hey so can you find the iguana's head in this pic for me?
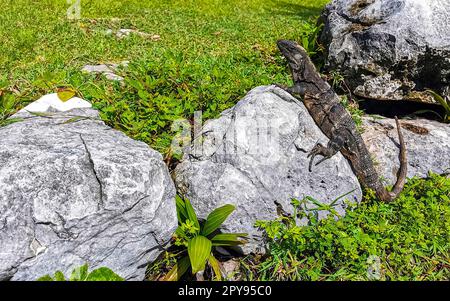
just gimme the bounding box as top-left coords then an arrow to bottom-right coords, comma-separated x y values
277,40 -> 308,74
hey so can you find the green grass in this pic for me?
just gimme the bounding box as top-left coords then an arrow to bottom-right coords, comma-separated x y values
246,173 -> 450,281
0,0 -> 328,155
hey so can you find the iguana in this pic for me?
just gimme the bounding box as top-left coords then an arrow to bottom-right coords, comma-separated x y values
276,40 -> 407,202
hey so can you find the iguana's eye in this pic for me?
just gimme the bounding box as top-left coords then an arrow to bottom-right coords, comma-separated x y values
291,63 -> 300,71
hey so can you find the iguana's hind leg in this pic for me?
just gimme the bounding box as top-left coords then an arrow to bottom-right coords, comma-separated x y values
307,133 -> 345,172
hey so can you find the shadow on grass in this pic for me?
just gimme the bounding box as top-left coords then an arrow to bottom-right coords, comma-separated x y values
268,0 -> 326,19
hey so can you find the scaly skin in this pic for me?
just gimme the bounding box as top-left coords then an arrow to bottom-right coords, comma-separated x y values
277,40 -> 407,202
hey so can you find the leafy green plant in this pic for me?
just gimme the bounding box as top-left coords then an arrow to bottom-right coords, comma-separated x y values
0,80 -> 18,127
298,18 -> 324,58
329,70 -> 345,90
249,173 -> 450,281
426,89 -> 450,123
163,196 -> 248,281
340,95 -> 364,131
37,264 -> 124,281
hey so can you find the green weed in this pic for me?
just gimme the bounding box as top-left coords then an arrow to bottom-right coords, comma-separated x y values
37,263 -> 123,281
246,173 -> 450,281
150,196 -> 247,281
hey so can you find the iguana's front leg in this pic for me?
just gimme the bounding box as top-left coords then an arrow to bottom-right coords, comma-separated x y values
307,131 -> 346,172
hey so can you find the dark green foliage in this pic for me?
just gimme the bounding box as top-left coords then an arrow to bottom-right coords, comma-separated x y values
248,174 -> 450,280
152,196 -> 247,281
298,18 -> 325,68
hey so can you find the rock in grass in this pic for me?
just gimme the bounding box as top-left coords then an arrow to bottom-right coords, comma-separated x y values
81,61 -> 129,81
320,0 -> 450,103
0,94 -> 177,281
174,86 -> 362,254
115,29 -> 160,41
362,116 -> 450,184
17,93 -> 92,113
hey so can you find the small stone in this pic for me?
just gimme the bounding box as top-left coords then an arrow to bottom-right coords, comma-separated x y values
222,259 -> 240,281
150,34 -> 161,41
104,72 -> 124,81
82,64 -> 112,74
81,62 -> 128,81
115,28 -> 160,41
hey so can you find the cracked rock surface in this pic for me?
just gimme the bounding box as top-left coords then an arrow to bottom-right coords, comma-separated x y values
174,86 -> 362,253
320,0 -> 450,103
0,107 -> 176,281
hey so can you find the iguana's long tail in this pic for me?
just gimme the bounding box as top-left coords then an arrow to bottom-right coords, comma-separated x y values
383,116 -> 407,201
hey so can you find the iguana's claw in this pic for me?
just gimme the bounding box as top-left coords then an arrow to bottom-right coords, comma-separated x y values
307,142 -> 335,171
307,143 -> 324,172
314,156 -> 331,167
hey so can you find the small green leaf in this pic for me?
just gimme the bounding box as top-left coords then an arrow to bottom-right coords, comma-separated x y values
37,275 -> 54,281
176,195 -> 189,224
426,89 -> 450,121
188,236 -> 212,274
211,233 -> 248,246
54,271 -> 66,281
70,263 -> 89,281
208,254 -> 222,281
184,198 -> 200,231
201,204 -> 235,236
85,267 -> 124,281
426,90 -> 448,108
163,256 -> 191,281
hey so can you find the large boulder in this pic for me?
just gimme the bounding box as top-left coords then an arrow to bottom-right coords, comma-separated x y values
362,116 -> 450,184
174,86 -> 362,253
0,94 -> 177,281
320,0 -> 450,103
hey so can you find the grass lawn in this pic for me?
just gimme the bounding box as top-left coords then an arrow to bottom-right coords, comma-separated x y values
0,0 -> 329,154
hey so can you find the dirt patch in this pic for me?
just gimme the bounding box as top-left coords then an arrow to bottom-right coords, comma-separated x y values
401,123 -> 430,135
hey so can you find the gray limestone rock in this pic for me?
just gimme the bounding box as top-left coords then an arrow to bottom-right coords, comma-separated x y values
320,0 -> 450,103
362,116 -> 450,184
0,99 -> 176,281
174,86 -> 363,253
